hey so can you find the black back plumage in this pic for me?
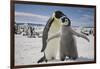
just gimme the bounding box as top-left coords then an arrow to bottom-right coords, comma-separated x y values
41,17 -> 54,52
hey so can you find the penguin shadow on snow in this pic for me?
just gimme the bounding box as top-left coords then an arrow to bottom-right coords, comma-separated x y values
75,57 -> 93,61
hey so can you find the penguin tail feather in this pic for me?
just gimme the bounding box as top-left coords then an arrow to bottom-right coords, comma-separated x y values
37,56 -> 45,63
37,53 -> 47,63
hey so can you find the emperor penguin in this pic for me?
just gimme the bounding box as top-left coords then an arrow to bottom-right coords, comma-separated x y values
47,13 -> 90,61
37,11 -> 65,63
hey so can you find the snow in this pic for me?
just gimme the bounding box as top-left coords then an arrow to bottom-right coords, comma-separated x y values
15,33 -> 94,66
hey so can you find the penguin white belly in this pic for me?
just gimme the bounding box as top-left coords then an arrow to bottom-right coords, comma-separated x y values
45,19 -> 61,60
45,38 -> 60,60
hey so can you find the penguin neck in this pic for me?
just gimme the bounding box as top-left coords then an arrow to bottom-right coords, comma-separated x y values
53,18 -> 61,29
61,25 -> 70,30
62,25 -> 70,27
49,18 -> 61,34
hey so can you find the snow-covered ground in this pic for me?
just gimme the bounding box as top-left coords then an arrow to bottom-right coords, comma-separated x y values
15,32 -> 94,66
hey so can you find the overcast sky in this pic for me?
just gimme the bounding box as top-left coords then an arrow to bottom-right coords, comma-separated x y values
15,3 -> 95,27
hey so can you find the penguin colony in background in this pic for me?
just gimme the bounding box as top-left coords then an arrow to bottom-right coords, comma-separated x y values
37,11 -> 89,63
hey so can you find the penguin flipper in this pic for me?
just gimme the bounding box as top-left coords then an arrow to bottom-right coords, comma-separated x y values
41,17 -> 54,52
71,28 -> 90,42
47,32 -> 60,42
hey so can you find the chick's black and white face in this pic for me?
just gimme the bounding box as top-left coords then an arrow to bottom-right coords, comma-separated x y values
60,16 -> 70,26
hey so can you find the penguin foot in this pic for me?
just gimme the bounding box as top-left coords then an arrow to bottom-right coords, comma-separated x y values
60,58 -> 65,61
51,57 -> 55,60
45,59 -> 48,63
69,56 -> 78,60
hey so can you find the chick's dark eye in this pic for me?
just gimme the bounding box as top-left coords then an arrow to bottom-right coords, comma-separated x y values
62,17 -> 68,23
65,19 -> 68,22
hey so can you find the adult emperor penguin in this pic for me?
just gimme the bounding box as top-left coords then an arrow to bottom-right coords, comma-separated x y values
37,11 -> 65,63
46,13 -> 90,61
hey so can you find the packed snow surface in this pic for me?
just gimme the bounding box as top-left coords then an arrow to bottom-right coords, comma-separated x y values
15,33 -> 94,65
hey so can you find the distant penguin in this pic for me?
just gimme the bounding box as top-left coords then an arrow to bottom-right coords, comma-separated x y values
27,26 -> 33,38
47,13 -> 90,61
37,11 -> 65,63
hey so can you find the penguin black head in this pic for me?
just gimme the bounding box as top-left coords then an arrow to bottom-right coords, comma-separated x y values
54,10 -> 71,26
54,11 -> 65,19
60,16 -> 71,26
